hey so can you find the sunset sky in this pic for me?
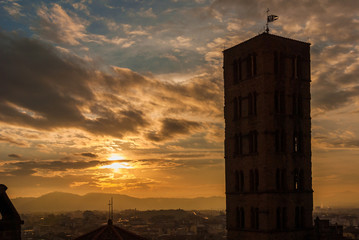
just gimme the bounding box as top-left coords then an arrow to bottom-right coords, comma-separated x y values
1,0 -> 359,207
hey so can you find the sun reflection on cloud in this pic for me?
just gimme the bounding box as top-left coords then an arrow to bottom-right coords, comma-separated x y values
99,162 -> 133,172
107,153 -> 125,161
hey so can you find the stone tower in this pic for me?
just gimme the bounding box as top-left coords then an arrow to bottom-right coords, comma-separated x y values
223,33 -> 313,240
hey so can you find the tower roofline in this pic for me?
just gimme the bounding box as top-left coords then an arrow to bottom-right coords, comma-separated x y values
223,32 -> 310,53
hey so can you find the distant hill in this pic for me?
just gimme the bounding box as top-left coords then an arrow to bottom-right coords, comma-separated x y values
12,192 -> 225,212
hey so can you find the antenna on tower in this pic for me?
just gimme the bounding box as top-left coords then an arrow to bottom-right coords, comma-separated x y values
108,197 -> 114,224
265,8 -> 279,33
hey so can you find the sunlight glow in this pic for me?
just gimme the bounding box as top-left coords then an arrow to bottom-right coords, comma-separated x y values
100,162 -> 133,170
107,154 -> 125,161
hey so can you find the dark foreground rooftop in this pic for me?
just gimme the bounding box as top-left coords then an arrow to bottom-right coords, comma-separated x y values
74,219 -> 147,240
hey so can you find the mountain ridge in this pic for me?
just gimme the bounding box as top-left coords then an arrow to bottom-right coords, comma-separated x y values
12,192 -> 225,212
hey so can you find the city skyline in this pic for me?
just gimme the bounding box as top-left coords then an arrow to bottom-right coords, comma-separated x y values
1,0 -> 359,208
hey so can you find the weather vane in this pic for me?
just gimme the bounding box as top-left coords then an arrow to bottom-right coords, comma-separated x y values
265,8 -> 279,33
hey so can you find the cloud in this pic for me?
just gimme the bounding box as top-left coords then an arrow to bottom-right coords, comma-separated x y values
33,3 -> 87,45
81,153 -> 98,158
138,8 -> 157,18
8,154 -> 21,159
0,32 -> 149,138
2,0 -> 24,17
147,118 -> 201,142
32,3 -> 133,47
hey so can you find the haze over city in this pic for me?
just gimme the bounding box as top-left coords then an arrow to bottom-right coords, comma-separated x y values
1,0 -> 359,208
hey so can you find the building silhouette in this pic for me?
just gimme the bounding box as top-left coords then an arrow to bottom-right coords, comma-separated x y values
74,219 -> 147,240
0,184 -> 24,240
223,33 -> 313,240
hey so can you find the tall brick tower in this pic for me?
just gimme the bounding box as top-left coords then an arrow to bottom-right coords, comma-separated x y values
223,33 -> 313,240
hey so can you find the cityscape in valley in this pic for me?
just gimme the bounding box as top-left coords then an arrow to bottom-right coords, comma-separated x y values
2,0 -> 359,240
16,208 -> 359,240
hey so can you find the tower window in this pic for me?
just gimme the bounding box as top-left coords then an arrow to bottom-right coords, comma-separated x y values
254,169 -> 259,192
240,171 -> 244,192
293,93 -> 303,117
236,207 -> 241,228
294,169 -> 304,191
250,170 -> 254,192
253,92 -> 257,115
233,133 -> 242,156
276,168 -> 287,191
246,53 -> 257,78
299,169 -> 304,190
294,169 -> 299,191
237,207 -> 245,229
252,54 -> 257,76
275,130 -> 286,153
276,169 -> 280,190
235,170 -> 244,192
295,206 -> 305,228
238,97 -> 242,118
246,55 -> 252,78
249,169 -> 258,192
274,90 -> 285,113
233,97 -> 238,121
241,207 -> 245,228
274,51 -> 279,75
233,60 -> 238,84
276,207 -> 281,229
249,131 -> 258,153
293,131 -> 303,153
276,207 -> 287,229
235,170 -> 239,192
282,207 -> 287,229
238,58 -> 242,82
292,56 -> 302,79
248,93 -> 253,115
251,207 -> 259,229
248,92 -> 257,116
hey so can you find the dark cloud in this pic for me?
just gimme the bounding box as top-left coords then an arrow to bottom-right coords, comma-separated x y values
8,154 -> 21,159
0,31 -> 148,138
147,118 -> 201,142
81,153 -> 98,158
0,160 -> 105,177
